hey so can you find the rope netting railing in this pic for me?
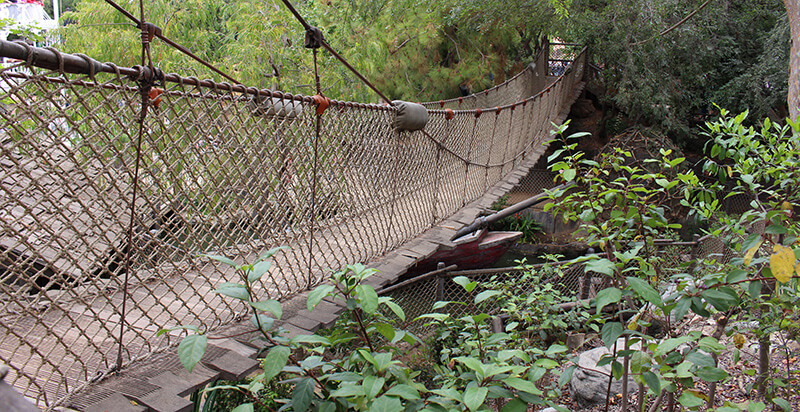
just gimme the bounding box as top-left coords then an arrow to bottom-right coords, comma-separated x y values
422,45 -> 551,111
0,38 -> 587,406
380,235 -> 734,337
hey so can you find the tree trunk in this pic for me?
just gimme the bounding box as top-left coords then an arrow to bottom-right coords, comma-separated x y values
787,0 -> 800,120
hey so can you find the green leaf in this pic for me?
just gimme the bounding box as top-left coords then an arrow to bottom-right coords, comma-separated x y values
250,299 -> 282,319
383,300 -> 406,321
654,335 -> 695,357
674,297 -> 691,321
772,398 -> 791,412
463,387 -> 488,411
500,398 -> 528,412
502,377 -> 543,396
611,361 -> 623,379
545,344 -> 568,356
215,283 -> 250,301
696,366 -> 728,382
686,351 -> 716,368
319,401 -> 337,412
698,337 -> 726,354
247,260 -> 271,283
726,269 -> 748,284
292,378 -> 315,412
764,224 -> 788,235
558,365 -> 577,387
595,287 -> 622,313
562,168 -> 577,182
534,358 -> 559,369
251,314 -> 274,332
231,403 -> 254,412
702,289 -> 738,311
601,322 -> 623,348
355,284 -> 379,314
362,376 -> 385,399
256,246 -> 288,262
642,371 -> 660,394
307,284 -> 335,311
370,395 -> 404,412
453,276 -> 478,292
178,334 -> 207,372
626,276 -> 661,306
586,259 -> 616,276
678,391 -> 705,408
374,322 -> 396,341
457,357 -> 485,378
385,384 -> 421,400
261,346 -> 290,382
203,254 -> 237,267
748,280 -> 762,297
475,290 -> 501,304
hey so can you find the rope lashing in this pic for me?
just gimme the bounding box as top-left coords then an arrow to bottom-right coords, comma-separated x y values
312,94 -> 331,115
304,27 -> 324,49
278,0 -> 392,103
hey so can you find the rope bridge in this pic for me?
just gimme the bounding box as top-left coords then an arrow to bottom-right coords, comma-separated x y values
0,22 -> 586,408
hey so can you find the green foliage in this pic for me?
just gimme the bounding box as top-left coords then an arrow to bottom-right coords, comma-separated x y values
166,244 -> 591,410
569,0 -> 789,146
57,0 -> 568,102
545,112 -> 800,409
493,212 -> 544,243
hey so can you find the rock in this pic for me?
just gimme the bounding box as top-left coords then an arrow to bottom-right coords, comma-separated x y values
570,339 -> 639,407
566,333 -> 585,350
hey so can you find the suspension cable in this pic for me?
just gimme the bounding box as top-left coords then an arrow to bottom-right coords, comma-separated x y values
103,0 -> 240,85
278,0 -> 392,103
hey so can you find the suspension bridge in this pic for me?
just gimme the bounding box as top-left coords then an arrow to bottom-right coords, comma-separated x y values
0,2 -> 589,408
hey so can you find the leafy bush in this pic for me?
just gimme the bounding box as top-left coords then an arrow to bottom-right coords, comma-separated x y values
544,116 -> 800,411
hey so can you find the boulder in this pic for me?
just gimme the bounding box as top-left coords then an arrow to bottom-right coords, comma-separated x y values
569,339 -> 639,407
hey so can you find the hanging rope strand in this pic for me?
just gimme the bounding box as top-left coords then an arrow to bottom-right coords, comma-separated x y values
116,0 -> 154,371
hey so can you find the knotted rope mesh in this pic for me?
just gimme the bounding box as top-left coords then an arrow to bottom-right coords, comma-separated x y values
0,41 -> 586,406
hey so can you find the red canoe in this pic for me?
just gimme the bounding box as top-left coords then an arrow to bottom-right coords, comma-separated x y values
411,229 -> 523,273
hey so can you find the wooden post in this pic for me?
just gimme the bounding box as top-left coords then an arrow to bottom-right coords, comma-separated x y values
435,262 -> 446,302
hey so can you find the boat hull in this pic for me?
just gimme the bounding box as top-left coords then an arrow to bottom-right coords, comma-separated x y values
410,230 -> 523,274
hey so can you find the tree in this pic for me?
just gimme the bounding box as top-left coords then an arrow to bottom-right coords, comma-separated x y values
568,0 -> 790,147
786,0 -> 799,119
57,0 -> 569,102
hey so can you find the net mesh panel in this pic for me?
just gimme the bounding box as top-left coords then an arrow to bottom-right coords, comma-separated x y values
0,46 -> 586,407
548,43 -> 583,76
377,237 -> 736,338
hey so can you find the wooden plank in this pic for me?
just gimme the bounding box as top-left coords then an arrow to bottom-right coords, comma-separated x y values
202,350 -> 259,381
81,392 -> 147,412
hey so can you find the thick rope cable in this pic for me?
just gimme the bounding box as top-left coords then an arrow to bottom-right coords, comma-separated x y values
630,0 -> 714,46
